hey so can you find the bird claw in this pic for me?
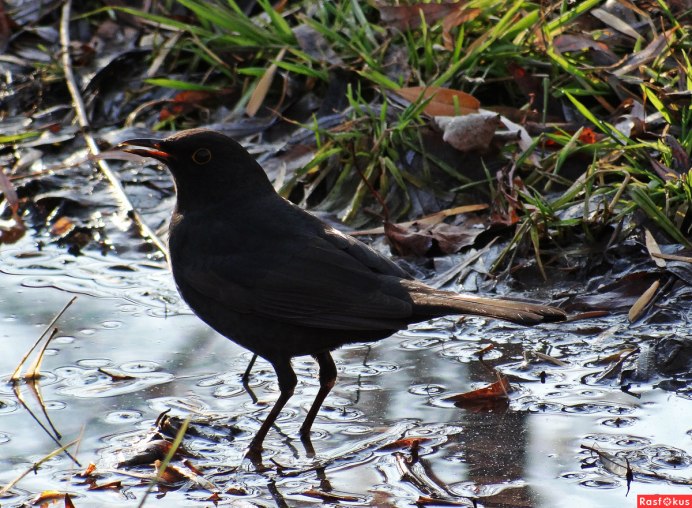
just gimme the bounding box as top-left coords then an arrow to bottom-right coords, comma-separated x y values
244,445 -> 264,466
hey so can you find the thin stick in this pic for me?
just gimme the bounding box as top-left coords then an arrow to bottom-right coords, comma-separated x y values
0,438 -> 80,496
59,0 -> 166,255
25,327 -> 58,380
11,297 -> 77,381
652,251 -> 692,263
12,383 -> 81,466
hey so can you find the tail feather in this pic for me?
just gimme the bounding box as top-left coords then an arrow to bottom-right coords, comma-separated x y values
403,281 -> 566,325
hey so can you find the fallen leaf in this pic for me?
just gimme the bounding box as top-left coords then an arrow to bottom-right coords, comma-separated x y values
246,47 -> 286,117
76,462 -> 97,478
415,496 -> 471,506
87,480 -> 122,491
353,204 -> 488,235
396,86 -> 480,117
442,7 -> 481,50
159,90 -> 215,121
379,437 -> 431,451
0,216 -> 26,245
652,252 -> 692,264
385,221 -> 432,257
532,351 -> 569,366
51,216 -> 76,237
302,489 -> 360,502
628,279 -> 659,322
117,439 -> 173,468
644,229 -> 666,268
154,460 -> 189,484
378,2 -> 463,31
444,374 -> 512,404
31,490 -> 67,505
384,216 -> 486,257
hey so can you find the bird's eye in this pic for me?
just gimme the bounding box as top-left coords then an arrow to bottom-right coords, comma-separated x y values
192,148 -> 212,165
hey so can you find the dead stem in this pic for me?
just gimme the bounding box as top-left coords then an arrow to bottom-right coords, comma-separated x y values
0,438 -> 81,496
59,0 -> 167,256
11,296 -> 76,382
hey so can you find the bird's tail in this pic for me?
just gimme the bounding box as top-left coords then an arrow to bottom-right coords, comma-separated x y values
403,280 -> 566,325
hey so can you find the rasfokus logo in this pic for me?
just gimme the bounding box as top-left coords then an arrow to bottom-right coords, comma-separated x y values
637,494 -> 692,506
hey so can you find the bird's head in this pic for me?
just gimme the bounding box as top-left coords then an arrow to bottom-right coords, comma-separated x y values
117,128 -> 273,211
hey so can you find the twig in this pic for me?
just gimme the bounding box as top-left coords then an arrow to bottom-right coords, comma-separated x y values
0,438 -> 81,496
11,296 -> 77,381
652,251 -> 692,263
59,0 -> 166,255
11,383 -> 82,466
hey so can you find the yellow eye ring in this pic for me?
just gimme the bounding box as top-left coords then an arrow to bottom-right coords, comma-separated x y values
192,148 -> 212,165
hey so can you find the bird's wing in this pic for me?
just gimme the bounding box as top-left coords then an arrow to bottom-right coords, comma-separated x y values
173,233 -> 414,331
320,226 -> 412,279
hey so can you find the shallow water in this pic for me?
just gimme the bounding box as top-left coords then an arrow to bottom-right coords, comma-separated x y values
0,236 -> 690,507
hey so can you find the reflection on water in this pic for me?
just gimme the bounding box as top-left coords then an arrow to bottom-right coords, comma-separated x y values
0,237 -> 690,507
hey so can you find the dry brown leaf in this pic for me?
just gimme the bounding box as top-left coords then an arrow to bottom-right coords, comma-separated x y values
117,439 -> 173,468
353,204 -> 487,235
628,279 -> 660,322
384,216 -> 486,257
564,310 -> 610,321
553,34 -> 618,59
76,462 -> 97,478
154,460 -> 188,484
443,375 -> 512,403
395,86 -> 480,116
159,90 -> 217,121
379,436 -> 430,451
87,480 -> 122,491
51,216 -> 75,237
652,252 -> 692,264
97,367 -> 136,381
246,47 -> 286,117
378,2 -> 463,31
384,221 -> 432,257
416,496 -> 471,506
532,351 -> 569,366
302,489 -> 360,502
32,490 -> 67,505
644,229 -> 666,268
0,216 -> 26,245
442,8 -> 481,50
593,348 -> 638,364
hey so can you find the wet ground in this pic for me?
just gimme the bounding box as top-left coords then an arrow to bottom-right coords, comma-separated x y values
1,232 -> 690,507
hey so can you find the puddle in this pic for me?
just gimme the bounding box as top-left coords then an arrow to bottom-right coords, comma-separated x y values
0,235 -> 690,507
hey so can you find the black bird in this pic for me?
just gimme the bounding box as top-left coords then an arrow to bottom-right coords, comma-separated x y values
118,129 -> 566,457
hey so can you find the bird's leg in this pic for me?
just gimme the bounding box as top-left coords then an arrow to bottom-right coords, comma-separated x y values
246,358 -> 297,460
241,354 -> 259,404
241,353 -> 258,384
300,351 -> 337,438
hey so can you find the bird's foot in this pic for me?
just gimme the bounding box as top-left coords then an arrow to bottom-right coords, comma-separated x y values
299,431 -> 316,458
244,444 -> 264,466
